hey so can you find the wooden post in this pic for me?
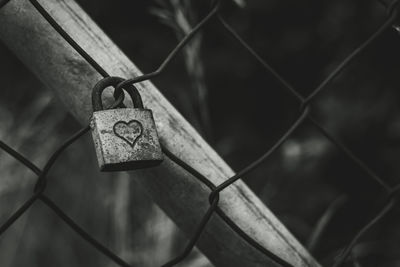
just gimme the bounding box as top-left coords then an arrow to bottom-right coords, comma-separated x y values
0,1 -> 320,266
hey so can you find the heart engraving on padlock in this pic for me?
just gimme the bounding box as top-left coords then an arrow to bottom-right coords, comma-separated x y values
113,120 -> 143,147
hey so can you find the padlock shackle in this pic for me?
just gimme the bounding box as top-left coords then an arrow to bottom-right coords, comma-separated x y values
92,76 -> 144,111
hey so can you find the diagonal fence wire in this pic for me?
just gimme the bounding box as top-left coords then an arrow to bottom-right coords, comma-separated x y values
0,0 -> 399,266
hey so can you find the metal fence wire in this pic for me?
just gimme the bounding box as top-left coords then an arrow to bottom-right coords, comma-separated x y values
0,0 -> 399,266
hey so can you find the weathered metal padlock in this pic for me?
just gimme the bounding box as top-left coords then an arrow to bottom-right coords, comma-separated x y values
90,77 -> 163,171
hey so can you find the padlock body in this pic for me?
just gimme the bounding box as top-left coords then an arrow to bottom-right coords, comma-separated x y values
90,108 -> 163,171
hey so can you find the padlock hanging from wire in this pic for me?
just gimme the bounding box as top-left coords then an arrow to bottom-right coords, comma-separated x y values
90,77 -> 163,171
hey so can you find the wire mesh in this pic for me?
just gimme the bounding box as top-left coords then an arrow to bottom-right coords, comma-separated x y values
0,0 -> 399,266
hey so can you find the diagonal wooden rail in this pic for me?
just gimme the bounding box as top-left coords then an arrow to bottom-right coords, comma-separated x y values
0,0 -> 320,266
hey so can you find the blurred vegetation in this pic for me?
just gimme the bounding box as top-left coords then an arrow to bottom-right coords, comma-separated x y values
1,0 -> 400,266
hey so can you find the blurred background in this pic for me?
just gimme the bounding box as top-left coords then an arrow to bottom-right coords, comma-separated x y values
1,0 -> 400,266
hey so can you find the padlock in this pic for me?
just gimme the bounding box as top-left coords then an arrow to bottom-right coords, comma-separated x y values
90,76 -> 163,171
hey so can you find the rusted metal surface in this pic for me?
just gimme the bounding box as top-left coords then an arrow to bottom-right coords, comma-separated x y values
91,108 -> 163,171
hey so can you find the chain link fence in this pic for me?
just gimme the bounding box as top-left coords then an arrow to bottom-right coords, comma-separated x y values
0,0 -> 399,266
